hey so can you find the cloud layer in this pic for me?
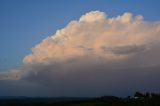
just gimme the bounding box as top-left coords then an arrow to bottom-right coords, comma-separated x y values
0,11 -> 160,97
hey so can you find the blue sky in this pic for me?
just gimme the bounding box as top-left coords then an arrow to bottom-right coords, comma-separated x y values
0,0 -> 160,71
0,0 -> 160,97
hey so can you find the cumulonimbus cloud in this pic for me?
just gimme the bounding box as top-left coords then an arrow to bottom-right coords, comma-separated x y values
23,11 -> 160,64
0,11 -> 160,96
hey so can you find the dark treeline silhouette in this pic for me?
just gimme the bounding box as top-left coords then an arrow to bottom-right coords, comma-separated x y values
0,92 -> 160,106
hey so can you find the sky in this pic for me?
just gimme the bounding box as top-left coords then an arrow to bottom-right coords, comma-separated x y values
0,0 -> 160,71
0,0 -> 160,97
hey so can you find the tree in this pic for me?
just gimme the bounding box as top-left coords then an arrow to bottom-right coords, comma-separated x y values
134,92 -> 144,98
145,92 -> 151,98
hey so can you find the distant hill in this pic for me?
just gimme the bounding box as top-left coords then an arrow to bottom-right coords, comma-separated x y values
0,92 -> 160,106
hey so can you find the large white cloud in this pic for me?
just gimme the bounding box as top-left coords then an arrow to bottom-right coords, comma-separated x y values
0,11 -> 160,97
23,11 -> 160,65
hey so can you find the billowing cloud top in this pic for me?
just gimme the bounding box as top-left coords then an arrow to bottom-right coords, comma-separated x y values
23,11 -> 160,64
0,11 -> 160,97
